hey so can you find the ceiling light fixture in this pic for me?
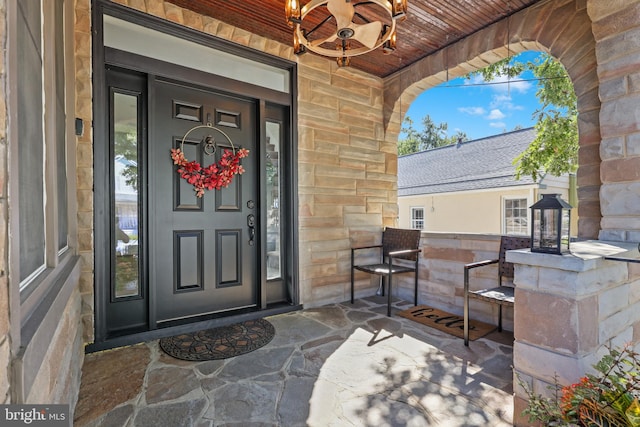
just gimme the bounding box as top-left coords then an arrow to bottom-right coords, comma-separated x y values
285,0 -> 408,67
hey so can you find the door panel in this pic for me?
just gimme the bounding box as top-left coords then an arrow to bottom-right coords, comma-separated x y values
150,78 -> 257,325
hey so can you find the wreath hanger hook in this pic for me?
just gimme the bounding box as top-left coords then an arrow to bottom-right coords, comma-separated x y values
179,116 -> 236,157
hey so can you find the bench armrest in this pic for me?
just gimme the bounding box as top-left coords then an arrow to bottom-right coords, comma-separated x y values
464,258 -> 499,294
388,248 -> 422,258
351,244 -> 383,252
464,259 -> 498,270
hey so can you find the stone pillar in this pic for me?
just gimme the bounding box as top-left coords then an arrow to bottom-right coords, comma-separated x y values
508,241 -> 640,426
588,0 -> 640,242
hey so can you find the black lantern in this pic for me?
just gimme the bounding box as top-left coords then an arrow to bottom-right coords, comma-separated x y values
530,194 -> 572,254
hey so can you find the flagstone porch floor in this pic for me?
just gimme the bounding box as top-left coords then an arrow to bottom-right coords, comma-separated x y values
74,297 -> 515,426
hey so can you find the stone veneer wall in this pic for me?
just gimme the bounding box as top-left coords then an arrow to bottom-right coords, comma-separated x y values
389,233 -> 514,330
589,0 -> 640,243
76,0 -> 94,343
23,288 -> 85,404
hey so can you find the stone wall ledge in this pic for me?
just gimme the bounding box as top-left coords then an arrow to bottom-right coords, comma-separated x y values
422,231 -> 502,242
507,240 -> 639,272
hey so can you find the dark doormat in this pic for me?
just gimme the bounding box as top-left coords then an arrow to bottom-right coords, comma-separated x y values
159,318 -> 275,361
398,305 -> 496,341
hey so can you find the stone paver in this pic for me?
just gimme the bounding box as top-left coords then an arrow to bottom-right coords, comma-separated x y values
75,298 -> 514,426
75,344 -> 150,426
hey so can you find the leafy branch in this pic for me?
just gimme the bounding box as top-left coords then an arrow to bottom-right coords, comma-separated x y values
467,53 -> 578,180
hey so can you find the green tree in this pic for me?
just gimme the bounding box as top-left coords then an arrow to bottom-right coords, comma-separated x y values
398,117 -> 422,156
114,130 -> 139,189
469,53 -> 578,180
398,115 -> 468,155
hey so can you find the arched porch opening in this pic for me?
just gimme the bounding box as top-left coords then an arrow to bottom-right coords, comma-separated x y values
383,0 -> 600,240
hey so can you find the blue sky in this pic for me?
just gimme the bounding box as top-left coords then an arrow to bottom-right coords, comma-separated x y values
404,51 -> 543,141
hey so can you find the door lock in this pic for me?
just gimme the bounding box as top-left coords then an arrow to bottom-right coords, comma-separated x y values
247,214 -> 255,246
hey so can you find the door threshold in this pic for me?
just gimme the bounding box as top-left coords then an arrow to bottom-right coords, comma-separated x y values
86,303 -> 302,353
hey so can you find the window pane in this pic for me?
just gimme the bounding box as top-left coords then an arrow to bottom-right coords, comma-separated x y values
18,2 -> 45,282
113,92 -> 140,298
266,121 -> 281,280
104,16 -> 290,93
505,198 -> 528,235
411,207 -> 424,230
55,0 -> 68,250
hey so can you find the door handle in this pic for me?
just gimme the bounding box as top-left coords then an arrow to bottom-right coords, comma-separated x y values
247,214 -> 255,246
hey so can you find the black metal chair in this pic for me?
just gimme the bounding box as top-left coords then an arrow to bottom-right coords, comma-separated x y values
463,235 -> 531,346
350,227 -> 422,316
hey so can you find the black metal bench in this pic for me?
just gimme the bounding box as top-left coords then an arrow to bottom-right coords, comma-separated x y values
350,227 -> 422,316
463,235 -> 531,346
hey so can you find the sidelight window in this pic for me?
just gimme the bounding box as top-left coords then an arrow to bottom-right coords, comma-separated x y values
112,92 -> 141,298
266,121 -> 282,281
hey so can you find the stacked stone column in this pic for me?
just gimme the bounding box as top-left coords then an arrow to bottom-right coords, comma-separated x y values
589,0 -> 640,242
509,241 -> 640,426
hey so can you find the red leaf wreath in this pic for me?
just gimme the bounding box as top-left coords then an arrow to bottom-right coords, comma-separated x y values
170,147 -> 249,197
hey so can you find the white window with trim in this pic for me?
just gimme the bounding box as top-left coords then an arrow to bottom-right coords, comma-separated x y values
9,0 -> 76,326
411,207 -> 425,230
503,198 -> 529,235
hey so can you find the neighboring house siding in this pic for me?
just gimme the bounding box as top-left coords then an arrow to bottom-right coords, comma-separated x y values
399,187 -> 537,234
397,129 -> 573,235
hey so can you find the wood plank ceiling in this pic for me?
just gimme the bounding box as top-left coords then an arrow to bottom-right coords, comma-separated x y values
168,0 -> 545,78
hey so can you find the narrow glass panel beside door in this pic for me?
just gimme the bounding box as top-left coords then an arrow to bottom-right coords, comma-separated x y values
113,92 -> 140,298
266,121 -> 281,281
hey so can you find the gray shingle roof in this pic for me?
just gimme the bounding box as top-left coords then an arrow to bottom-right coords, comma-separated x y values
398,128 -> 537,196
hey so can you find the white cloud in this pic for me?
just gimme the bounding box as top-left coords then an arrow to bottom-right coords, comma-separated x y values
489,73 -> 532,94
491,94 -> 511,106
491,94 -> 525,111
465,74 -> 485,86
489,122 -> 507,129
469,72 -> 532,94
487,109 -> 506,120
458,106 -> 486,115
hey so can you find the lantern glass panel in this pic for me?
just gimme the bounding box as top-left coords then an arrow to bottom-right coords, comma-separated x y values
561,209 -> 570,252
530,193 -> 572,254
532,209 -> 559,250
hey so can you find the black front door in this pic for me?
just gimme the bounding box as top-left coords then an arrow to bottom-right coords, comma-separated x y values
100,59 -> 293,344
149,78 -> 258,326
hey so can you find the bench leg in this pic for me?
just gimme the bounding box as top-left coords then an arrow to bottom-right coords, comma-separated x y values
387,273 -> 392,317
498,305 -> 503,332
463,267 -> 470,346
376,276 -> 384,296
414,266 -> 418,306
350,252 -> 354,304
